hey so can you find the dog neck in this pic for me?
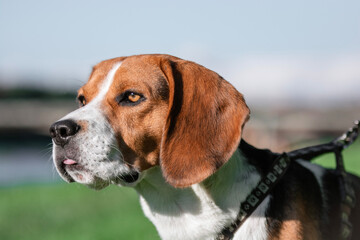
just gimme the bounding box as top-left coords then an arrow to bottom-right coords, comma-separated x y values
134,142 -> 271,240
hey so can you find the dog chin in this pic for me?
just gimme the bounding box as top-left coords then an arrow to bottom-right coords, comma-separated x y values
65,167 -> 142,190
65,170 -> 109,190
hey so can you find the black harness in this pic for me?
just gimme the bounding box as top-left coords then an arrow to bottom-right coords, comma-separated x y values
217,120 -> 360,240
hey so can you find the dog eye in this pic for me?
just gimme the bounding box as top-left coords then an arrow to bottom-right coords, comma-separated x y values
78,95 -> 86,107
116,91 -> 145,106
128,92 -> 141,102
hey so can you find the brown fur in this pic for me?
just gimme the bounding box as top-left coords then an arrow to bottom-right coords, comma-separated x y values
77,54 -> 249,187
268,196 -> 321,240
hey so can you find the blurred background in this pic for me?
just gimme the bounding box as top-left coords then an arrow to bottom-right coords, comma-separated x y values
0,0 -> 359,239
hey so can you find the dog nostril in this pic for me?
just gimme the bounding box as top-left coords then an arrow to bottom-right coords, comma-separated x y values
50,127 -> 56,138
59,127 -> 68,138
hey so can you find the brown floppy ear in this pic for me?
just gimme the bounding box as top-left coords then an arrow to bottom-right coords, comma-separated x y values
159,57 -> 250,188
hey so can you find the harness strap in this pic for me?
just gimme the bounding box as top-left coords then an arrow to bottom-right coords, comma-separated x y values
216,120 -> 359,240
217,153 -> 291,240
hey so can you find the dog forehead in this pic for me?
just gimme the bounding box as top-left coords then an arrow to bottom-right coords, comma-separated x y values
79,57 -> 125,100
79,55 -> 169,99
114,57 -> 166,87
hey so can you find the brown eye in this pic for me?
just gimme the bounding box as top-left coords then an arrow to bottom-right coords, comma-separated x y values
78,95 -> 86,107
128,93 -> 141,102
116,91 -> 145,106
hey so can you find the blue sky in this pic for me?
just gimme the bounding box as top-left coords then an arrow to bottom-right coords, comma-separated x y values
1,0 -> 360,104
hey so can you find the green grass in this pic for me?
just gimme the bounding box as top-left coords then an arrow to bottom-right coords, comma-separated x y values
0,184 -> 159,240
0,141 -> 358,240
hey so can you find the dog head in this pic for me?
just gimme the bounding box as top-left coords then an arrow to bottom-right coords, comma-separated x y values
50,54 -> 249,189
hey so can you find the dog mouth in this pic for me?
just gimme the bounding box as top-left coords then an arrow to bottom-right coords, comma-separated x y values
57,156 -> 140,187
53,157 -> 75,183
55,158 -> 83,183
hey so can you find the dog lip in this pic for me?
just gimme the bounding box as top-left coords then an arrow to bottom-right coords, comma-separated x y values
64,175 -> 75,183
56,163 -> 75,183
64,163 -> 86,174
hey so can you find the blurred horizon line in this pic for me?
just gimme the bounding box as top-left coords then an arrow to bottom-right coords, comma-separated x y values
1,53 -> 360,107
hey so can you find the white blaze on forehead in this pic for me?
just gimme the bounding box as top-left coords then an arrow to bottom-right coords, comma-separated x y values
59,61 -> 122,121
90,61 -> 123,106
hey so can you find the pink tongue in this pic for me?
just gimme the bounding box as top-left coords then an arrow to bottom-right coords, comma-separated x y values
63,159 -> 77,165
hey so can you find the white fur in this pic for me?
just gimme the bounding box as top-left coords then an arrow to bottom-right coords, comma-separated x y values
53,62 -> 136,189
234,196 -> 270,240
135,149 -> 269,240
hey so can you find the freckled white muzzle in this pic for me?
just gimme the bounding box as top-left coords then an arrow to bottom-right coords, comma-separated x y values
50,62 -> 140,189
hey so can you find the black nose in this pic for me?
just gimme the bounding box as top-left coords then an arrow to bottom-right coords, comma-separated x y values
49,119 -> 80,146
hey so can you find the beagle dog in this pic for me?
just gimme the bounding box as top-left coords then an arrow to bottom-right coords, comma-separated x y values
50,54 -> 360,240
